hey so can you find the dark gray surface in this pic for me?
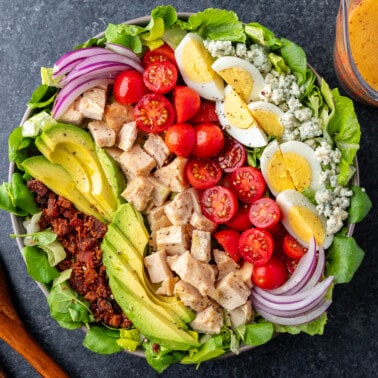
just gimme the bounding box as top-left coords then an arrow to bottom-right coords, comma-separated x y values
0,1 -> 377,377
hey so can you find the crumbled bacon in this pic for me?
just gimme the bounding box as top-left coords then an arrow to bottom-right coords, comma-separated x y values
27,179 -> 132,329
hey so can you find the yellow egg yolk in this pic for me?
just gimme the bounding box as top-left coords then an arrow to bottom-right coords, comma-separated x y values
282,152 -> 312,191
249,108 -> 284,137
218,67 -> 253,101
287,205 -> 326,245
267,150 -> 296,193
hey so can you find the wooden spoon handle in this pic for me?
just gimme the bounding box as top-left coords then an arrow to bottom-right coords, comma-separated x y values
0,314 -> 69,378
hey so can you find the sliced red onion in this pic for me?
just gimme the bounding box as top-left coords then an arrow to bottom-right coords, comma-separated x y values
254,299 -> 332,326
105,42 -> 142,63
300,246 -> 326,292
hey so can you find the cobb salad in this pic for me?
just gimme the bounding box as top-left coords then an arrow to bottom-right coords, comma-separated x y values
0,6 -> 372,373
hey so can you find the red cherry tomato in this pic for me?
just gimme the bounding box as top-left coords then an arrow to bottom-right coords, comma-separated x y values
143,61 -> 178,94
201,186 -> 238,224
113,70 -> 149,104
186,158 -> 222,190
282,234 -> 308,260
238,228 -> 274,266
192,123 -> 225,159
225,203 -> 252,231
142,44 -> 177,67
134,94 -> 175,133
214,229 -> 241,262
249,197 -> 281,229
252,255 -> 288,290
230,166 -> 266,204
190,100 -> 219,123
164,123 -> 196,157
285,255 -> 299,275
216,137 -> 247,173
173,86 -> 201,123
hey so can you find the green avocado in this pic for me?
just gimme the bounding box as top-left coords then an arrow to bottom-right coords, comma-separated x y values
22,155 -> 107,223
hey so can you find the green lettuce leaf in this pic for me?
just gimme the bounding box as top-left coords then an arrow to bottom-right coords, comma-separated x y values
83,326 -> 123,355
274,312 -> 328,336
348,185 -> 372,224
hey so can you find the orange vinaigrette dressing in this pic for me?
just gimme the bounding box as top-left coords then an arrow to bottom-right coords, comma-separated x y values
348,0 -> 378,91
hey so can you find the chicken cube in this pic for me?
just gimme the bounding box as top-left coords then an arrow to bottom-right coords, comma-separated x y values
156,225 -> 189,255
79,86 -> 107,120
213,249 -> 239,281
87,120 -> 116,147
104,102 -> 134,133
147,177 -> 171,208
235,261 -> 253,289
191,230 -> 211,262
118,144 -> 156,177
228,300 -> 253,328
117,121 -> 138,152
174,280 -> 211,312
189,303 -> 224,335
164,190 -> 193,226
146,205 -> 172,250
121,176 -> 154,212
144,250 -> 172,283
143,133 -> 170,167
153,157 -> 188,192
156,276 -> 178,296
104,147 -> 123,163
57,98 -> 84,125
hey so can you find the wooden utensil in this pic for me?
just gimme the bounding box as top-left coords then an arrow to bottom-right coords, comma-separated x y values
0,261 -> 68,378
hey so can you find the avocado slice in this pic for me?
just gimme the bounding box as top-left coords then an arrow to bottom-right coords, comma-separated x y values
22,155 -> 107,223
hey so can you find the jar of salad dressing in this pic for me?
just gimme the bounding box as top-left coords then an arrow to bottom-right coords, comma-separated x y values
334,0 -> 378,106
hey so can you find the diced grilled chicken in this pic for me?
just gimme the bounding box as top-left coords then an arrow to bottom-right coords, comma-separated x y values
143,133 -> 170,167
87,120 -> 116,147
228,300 -> 253,328
57,98 -> 84,125
147,177 -> 171,208
164,190 -> 193,226
156,276 -> 178,296
189,303 -> 224,335
216,271 -> 251,311
156,225 -> 189,255
170,251 -> 218,299
234,261 -> 253,289
104,102 -> 134,133
144,250 -> 172,283
121,176 -> 154,212
190,230 -> 211,262
117,121 -> 138,152
118,144 -> 156,177
78,86 -> 107,120
153,157 -> 188,192
146,205 -> 172,250
213,249 -> 239,281
174,280 -> 211,312
103,147 -> 123,162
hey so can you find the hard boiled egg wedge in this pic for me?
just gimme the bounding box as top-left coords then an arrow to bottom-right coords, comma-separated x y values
175,33 -> 224,101
276,189 -> 333,249
216,85 -> 268,147
211,56 -> 265,102
260,140 -> 323,196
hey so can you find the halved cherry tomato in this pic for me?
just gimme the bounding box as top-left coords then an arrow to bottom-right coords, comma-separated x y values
225,203 -> 252,231
282,234 -> 308,260
216,137 -> 247,172
285,255 -> 299,274
192,123 -> 225,159
173,86 -> 201,123
214,229 -> 241,262
230,166 -> 266,204
252,255 -> 287,290
186,159 -> 222,190
113,70 -> 149,104
164,123 -> 196,157
238,228 -> 274,266
249,197 -> 281,229
201,186 -> 238,224
142,44 -> 177,67
134,94 -> 175,133
190,100 -> 219,123
143,61 -> 178,94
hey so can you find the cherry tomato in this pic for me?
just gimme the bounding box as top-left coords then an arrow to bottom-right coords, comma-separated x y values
173,86 -> 201,123
282,234 -> 308,260
164,123 -> 196,157
186,159 -> 222,190
113,70 -> 149,104
216,137 -> 247,173
214,229 -> 241,262
192,123 -> 225,159
143,61 -> 178,94
142,44 -> 177,67
225,203 -> 252,231
285,255 -> 299,275
201,186 -> 238,224
252,255 -> 288,290
249,197 -> 281,229
190,100 -> 219,123
134,94 -> 175,133
238,228 -> 274,266
230,166 -> 266,204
